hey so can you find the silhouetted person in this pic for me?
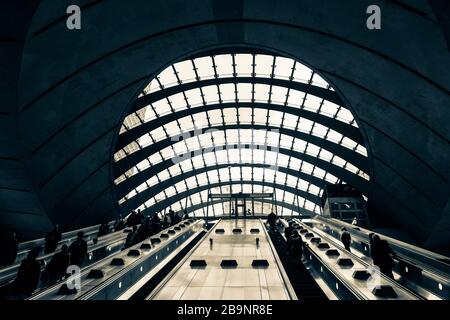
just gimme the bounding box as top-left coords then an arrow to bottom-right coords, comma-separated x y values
371,235 -> 396,279
231,209 -> 235,217
168,209 -> 175,226
0,231 -> 18,267
246,209 -> 251,217
127,211 -> 136,227
369,233 -> 376,260
135,209 -> 144,225
145,216 -> 153,234
44,224 -> 61,254
124,226 -> 138,249
15,248 -> 41,296
69,232 -> 88,267
341,227 -> 352,252
284,221 -> 294,246
114,216 -> 125,231
46,245 -> 69,284
98,222 -> 110,237
289,230 -> 305,260
173,212 -> 182,224
151,214 -> 162,234
162,216 -> 170,229
267,211 -> 277,230
137,220 -> 151,242
183,210 -> 189,220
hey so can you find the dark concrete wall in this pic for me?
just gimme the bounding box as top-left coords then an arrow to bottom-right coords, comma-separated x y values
0,1 -> 54,240
0,0 -> 448,251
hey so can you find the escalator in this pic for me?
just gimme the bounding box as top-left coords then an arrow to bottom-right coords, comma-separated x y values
129,230 -> 206,300
267,228 -> 328,301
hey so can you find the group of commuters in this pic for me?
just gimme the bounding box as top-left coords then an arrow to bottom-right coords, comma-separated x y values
1,208 -> 191,299
122,208 -> 187,250
340,227 -> 396,278
8,231 -> 88,298
266,215 -> 306,261
123,214 -> 161,249
284,222 -> 306,260
277,220 -> 396,279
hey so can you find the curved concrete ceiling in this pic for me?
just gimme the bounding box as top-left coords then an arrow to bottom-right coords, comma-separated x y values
0,0 -> 449,253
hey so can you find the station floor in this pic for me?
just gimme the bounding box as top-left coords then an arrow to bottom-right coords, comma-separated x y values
152,219 -> 291,300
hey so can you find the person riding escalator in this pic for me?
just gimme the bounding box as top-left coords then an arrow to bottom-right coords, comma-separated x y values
289,230 -> 305,261
370,235 -> 397,279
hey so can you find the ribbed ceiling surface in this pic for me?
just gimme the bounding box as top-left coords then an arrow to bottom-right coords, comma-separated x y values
114,53 -> 370,217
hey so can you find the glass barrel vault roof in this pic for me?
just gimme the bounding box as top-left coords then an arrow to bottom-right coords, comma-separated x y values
114,53 -> 370,217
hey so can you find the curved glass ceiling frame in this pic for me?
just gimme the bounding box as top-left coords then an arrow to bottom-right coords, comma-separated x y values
177,197 -> 309,218
121,161 -> 325,206
116,140 -> 371,213
117,89 -> 365,159
118,160 -> 353,216
141,54 -> 340,115
136,53 -> 356,131
115,126 -> 367,188
130,181 -> 320,217
114,139 -> 343,200
146,189 -> 315,218
116,107 -> 367,167
117,102 -> 363,157
114,53 -> 370,217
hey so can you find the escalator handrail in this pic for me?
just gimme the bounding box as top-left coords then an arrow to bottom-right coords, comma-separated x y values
293,218 -> 423,300
315,216 -> 450,281
261,219 -> 298,300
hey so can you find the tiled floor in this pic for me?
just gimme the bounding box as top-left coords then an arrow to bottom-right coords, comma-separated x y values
153,219 -> 291,300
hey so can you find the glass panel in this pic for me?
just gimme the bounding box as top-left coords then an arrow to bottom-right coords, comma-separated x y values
173,60 -> 196,83
203,85 -> 219,104
271,86 -> 288,104
274,57 -> 295,80
215,54 -> 233,78
235,54 -> 253,76
237,83 -> 253,102
219,83 -> 235,102
255,54 -> 273,77
311,73 -> 329,88
293,63 -> 313,83
158,66 -> 178,89
194,56 -> 214,80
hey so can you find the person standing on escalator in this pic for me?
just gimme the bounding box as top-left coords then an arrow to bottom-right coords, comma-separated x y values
289,230 -> 305,260
114,215 -> 125,231
151,214 -> 162,234
340,227 -> 352,252
168,209 -> 176,226
371,235 -> 396,279
0,231 -> 18,267
14,248 -> 41,297
284,221 -> 294,247
98,222 -> 110,237
69,232 -> 88,268
267,211 -> 277,230
44,224 -> 62,254
45,244 -> 70,284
